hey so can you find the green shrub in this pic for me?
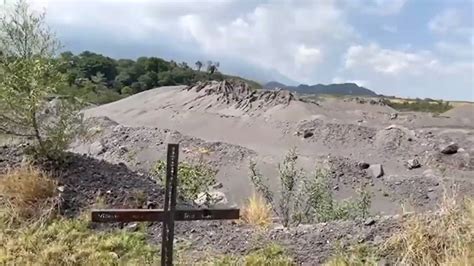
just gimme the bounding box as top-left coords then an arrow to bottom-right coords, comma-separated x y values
250,149 -> 372,227
152,160 -> 216,202
300,169 -> 371,223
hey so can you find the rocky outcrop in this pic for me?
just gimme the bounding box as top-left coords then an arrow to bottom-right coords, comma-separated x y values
184,80 -> 295,111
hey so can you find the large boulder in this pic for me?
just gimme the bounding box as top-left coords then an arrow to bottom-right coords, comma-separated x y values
440,142 -> 459,155
368,164 -> 384,178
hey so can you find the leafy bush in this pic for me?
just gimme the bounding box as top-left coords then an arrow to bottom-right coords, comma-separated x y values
299,169 -> 371,223
250,149 -> 371,227
152,160 -> 216,202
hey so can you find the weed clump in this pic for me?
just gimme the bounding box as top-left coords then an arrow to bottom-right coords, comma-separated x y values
383,196 -> 474,265
241,193 -> 272,228
0,166 -> 58,226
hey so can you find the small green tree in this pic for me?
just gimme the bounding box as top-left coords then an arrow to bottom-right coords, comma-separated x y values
0,0 -> 81,159
250,148 -> 305,227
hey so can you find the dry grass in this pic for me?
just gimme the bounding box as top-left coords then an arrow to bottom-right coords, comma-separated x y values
0,166 -> 58,225
241,193 -> 272,228
384,194 -> 474,265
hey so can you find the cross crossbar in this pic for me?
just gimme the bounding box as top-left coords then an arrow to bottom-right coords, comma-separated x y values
91,208 -> 240,223
90,143 -> 240,266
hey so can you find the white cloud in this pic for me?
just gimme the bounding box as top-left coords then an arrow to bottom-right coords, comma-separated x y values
344,43 -> 440,75
428,9 -> 461,34
22,0 -> 474,100
294,45 -> 323,68
177,1 -> 354,82
332,77 -> 368,87
346,0 -> 407,15
340,43 -> 473,100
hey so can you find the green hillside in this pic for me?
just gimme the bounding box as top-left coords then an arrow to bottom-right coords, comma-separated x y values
56,51 -> 262,105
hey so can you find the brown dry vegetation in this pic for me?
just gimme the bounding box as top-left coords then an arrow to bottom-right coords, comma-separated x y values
241,193 -> 272,228
384,195 -> 473,265
0,166 -> 59,226
325,193 -> 474,265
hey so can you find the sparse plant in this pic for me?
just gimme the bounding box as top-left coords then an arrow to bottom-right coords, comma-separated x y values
249,160 -> 274,208
127,188 -> 147,208
152,160 -> 216,202
250,149 -> 372,227
0,0 -> 82,159
277,148 -> 304,227
241,193 -> 272,228
0,166 -> 58,226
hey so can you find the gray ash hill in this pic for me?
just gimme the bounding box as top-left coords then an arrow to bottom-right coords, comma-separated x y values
264,81 -> 378,97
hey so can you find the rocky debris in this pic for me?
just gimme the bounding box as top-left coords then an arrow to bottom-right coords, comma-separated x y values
89,141 -> 106,155
72,117 -> 256,171
357,162 -> 370,170
0,145 -> 25,172
426,150 -> 474,171
382,175 -> 452,211
323,156 -> 371,187
368,164 -> 384,178
375,126 -> 414,156
149,215 -> 402,265
390,113 -> 398,120
406,159 -> 421,169
440,142 -> 459,155
297,119 -> 376,146
194,191 -> 228,206
184,80 -> 295,111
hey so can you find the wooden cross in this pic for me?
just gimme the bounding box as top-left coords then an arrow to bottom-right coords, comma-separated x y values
91,143 -> 240,266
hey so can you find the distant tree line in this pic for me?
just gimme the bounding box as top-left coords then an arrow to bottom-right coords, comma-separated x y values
55,51 -> 252,104
384,98 -> 453,113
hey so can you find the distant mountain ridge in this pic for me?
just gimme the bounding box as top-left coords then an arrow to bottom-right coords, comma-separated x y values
264,81 -> 378,96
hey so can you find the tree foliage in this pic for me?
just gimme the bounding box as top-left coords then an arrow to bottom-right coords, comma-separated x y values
0,0 -> 82,159
56,53 -> 261,105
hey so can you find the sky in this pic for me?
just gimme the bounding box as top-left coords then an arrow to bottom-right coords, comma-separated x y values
16,0 -> 474,100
